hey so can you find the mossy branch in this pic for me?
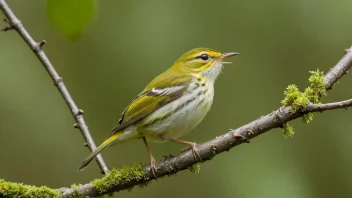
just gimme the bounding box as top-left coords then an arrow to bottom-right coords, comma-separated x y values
280,69 -> 327,137
1,0 -> 352,197
1,99 -> 351,198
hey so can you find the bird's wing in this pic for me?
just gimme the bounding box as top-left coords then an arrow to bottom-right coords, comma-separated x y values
111,72 -> 192,133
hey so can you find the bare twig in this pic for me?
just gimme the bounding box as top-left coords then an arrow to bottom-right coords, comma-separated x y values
306,99 -> 352,111
324,47 -> 352,89
0,0 -> 109,174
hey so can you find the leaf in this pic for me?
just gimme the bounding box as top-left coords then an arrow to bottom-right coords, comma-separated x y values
46,0 -> 96,40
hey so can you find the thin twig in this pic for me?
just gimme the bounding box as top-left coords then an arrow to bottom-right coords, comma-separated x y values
324,47 -> 352,89
306,99 -> 352,111
0,0 -> 109,174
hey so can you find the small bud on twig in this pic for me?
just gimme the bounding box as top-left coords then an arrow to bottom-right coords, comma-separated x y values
78,109 -> 85,115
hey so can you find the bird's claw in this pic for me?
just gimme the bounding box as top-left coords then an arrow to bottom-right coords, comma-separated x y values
150,156 -> 158,179
191,143 -> 203,162
182,143 -> 202,162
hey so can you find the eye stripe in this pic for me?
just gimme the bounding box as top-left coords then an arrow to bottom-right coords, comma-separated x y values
185,51 -> 219,62
194,54 -> 216,60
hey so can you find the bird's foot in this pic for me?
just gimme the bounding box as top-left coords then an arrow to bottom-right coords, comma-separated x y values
182,142 -> 202,162
150,155 -> 158,179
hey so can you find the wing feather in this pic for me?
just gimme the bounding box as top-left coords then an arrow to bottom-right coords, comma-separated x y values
111,72 -> 192,133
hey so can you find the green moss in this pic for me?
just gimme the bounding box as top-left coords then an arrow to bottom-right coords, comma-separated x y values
0,179 -> 62,198
306,70 -> 326,103
70,183 -> 81,197
92,164 -> 149,194
303,87 -> 314,101
281,84 -> 300,106
282,69 -> 326,108
303,112 -> 314,124
280,70 -> 327,137
282,123 -> 294,138
281,84 -> 309,113
188,163 -> 201,174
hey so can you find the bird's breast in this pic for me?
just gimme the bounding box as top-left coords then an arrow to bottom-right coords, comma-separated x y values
142,78 -> 214,141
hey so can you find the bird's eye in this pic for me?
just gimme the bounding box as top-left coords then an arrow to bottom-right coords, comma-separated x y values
199,54 -> 209,61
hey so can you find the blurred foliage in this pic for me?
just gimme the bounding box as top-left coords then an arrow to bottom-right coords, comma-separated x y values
1,0 -> 352,198
46,0 -> 95,40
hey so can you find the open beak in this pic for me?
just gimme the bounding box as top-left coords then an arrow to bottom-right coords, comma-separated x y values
217,52 -> 240,60
217,52 -> 239,64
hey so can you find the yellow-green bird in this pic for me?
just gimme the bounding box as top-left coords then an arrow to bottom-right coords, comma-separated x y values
79,48 -> 238,174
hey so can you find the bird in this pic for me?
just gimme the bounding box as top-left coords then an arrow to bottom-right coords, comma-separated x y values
79,48 -> 239,176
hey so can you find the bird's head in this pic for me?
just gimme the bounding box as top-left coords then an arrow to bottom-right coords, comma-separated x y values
171,48 -> 239,81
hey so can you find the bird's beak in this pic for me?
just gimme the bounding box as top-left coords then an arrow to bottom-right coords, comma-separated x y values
217,52 -> 240,61
216,52 -> 239,64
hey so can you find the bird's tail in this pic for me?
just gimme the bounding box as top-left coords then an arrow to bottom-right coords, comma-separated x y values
79,132 -> 122,171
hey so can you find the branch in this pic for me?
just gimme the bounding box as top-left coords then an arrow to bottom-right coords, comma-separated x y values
306,99 -> 352,111
324,48 -> 352,89
0,0 -> 351,197
0,0 -> 109,174
58,46 -> 352,197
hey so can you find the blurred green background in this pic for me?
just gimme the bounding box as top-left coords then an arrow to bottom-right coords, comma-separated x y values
1,0 -> 352,197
